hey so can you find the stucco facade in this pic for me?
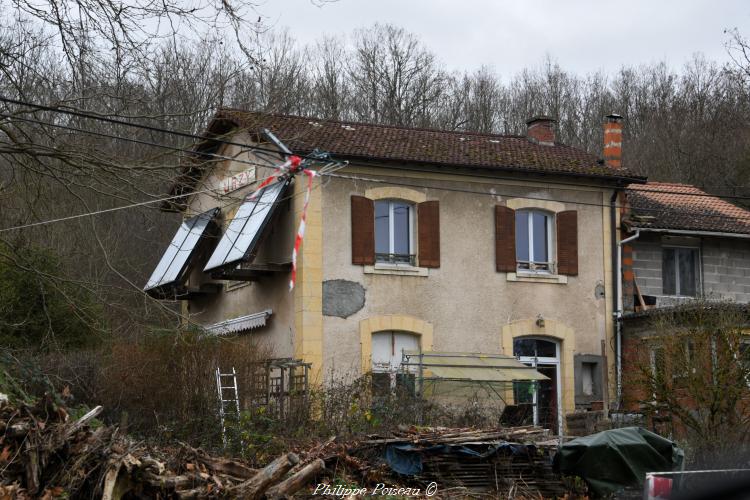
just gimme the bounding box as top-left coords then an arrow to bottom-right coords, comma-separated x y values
178,134 -> 620,418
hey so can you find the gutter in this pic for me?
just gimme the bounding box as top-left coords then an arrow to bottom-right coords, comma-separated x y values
629,227 -> 750,240
609,191 -> 619,410
615,228 -> 640,407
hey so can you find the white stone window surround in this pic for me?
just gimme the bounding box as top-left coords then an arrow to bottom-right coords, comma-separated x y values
505,198 -> 568,284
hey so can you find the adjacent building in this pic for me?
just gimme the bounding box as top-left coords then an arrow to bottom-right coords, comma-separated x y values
619,181 -> 750,411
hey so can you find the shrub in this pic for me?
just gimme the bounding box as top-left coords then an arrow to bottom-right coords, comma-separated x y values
0,241 -> 104,350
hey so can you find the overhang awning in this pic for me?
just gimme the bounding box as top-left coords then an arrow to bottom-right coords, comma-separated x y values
402,351 -> 549,383
204,309 -> 272,335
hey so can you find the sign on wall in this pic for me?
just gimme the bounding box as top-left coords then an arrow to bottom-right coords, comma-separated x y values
219,167 -> 256,195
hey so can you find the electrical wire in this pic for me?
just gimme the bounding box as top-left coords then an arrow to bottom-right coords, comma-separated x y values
0,111 -> 280,172
4,95 -> 750,200
3,100 -> 750,223
0,95 -> 316,161
320,172 -> 750,225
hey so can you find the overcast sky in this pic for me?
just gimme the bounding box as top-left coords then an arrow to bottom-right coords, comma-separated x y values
257,0 -> 750,76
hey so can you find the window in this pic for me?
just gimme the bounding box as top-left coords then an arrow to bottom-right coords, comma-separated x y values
515,210 -> 553,272
662,247 -> 699,296
513,338 -> 557,358
371,331 -> 419,396
374,200 -> 415,265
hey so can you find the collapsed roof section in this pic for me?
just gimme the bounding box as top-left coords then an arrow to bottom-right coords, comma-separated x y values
204,178 -> 291,273
145,176 -> 292,300
144,207 -> 220,298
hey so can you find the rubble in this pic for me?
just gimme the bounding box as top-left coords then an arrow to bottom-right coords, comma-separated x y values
0,392 -> 579,498
314,425 -> 575,498
0,394 -> 319,499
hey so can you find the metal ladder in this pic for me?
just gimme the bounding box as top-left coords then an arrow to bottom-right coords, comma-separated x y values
215,367 -> 241,448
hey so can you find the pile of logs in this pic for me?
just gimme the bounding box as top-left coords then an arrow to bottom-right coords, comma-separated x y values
0,394 -> 324,499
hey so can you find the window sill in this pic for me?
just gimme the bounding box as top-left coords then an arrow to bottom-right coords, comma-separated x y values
364,264 -> 429,277
506,272 -> 567,284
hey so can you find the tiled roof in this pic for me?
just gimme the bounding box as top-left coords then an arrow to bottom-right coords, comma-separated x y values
208,109 -> 643,181
625,182 -> 750,235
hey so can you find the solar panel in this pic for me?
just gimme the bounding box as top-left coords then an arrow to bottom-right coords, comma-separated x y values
144,207 -> 220,294
204,178 -> 290,272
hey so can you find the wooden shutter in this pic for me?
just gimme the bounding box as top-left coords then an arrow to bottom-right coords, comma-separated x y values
418,201 -> 440,268
351,196 -> 375,265
495,205 -> 516,272
556,210 -> 578,276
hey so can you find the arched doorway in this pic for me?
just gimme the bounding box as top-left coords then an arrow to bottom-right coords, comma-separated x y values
513,337 -> 562,435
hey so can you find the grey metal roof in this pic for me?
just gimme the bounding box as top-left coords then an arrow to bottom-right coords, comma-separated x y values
204,309 -> 272,335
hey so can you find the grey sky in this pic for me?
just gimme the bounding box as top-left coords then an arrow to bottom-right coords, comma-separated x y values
259,0 -> 750,76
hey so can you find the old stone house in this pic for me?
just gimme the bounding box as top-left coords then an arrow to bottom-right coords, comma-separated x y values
145,110 -> 646,432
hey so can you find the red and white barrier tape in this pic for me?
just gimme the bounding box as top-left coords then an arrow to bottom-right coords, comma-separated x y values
237,155 -> 312,290
246,156 -> 300,200
290,167 -> 316,290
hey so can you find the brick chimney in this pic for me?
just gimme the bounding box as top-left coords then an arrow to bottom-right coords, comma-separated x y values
603,114 -> 623,168
526,116 -> 556,146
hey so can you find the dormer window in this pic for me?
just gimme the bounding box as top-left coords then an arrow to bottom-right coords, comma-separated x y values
374,200 -> 415,265
515,210 -> 553,272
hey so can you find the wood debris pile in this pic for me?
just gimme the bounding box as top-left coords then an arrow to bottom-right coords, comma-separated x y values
325,425 -> 573,498
0,395 -> 323,499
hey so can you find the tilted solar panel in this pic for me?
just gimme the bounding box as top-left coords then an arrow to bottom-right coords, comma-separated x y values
144,207 -> 220,294
204,178 -> 290,272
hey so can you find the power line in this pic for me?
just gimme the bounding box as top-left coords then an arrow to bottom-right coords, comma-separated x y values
4,95 -> 750,201
0,95 -> 309,161
320,172 -> 750,225
0,112 -> 277,172
0,160 -> 345,235
0,96 -> 750,215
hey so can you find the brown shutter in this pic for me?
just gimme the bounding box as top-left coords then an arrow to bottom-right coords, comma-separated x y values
351,195 -> 375,265
418,201 -> 440,268
556,210 -> 578,276
495,205 -> 516,272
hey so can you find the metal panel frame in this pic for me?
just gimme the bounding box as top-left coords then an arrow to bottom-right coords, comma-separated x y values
204,178 -> 291,272
144,207 -> 220,294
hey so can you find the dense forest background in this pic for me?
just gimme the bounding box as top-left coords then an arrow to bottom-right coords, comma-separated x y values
1,5 -> 750,341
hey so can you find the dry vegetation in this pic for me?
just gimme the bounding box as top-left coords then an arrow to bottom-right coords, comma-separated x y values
623,301 -> 750,468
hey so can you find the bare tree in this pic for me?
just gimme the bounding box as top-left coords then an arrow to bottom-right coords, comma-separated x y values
624,302 -> 750,467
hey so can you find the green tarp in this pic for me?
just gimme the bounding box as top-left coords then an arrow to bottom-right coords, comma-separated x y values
554,426 -> 684,495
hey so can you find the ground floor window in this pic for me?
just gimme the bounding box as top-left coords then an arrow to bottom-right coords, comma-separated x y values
371,331 -> 419,396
